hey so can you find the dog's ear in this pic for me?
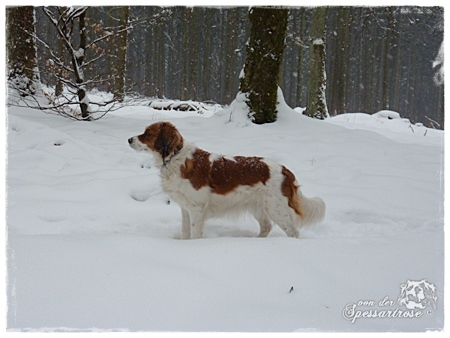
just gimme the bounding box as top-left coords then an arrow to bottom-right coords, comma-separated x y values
154,123 -> 183,164
422,281 -> 437,309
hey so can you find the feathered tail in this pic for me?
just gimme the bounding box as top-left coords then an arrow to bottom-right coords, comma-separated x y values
297,191 -> 326,226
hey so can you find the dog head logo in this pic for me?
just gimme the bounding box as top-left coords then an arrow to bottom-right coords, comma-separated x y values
397,280 -> 437,311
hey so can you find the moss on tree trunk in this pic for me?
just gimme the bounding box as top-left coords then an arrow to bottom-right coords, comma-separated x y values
239,7 -> 288,124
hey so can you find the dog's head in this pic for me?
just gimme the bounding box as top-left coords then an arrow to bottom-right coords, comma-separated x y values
397,279 -> 437,310
128,122 -> 184,166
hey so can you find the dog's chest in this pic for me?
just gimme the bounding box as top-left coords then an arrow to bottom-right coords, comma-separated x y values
160,166 -> 206,205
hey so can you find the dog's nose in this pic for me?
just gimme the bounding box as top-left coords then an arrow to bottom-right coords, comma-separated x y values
128,137 -> 133,144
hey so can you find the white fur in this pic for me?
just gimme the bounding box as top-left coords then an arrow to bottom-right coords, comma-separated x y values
130,137 -> 325,239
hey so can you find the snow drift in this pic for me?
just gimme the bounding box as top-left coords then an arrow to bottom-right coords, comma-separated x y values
6,91 -> 444,332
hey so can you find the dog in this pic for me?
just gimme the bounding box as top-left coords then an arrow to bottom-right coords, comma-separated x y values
128,121 -> 325,239
398,280 -> 437,310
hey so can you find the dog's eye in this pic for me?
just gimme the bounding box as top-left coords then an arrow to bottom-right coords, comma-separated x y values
144,131 -> 151,137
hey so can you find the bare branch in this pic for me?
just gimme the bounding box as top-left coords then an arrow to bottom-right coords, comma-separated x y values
85,29 -> 122,50
8,84 -> 130,121
16,6 -> 173,122
26,29 -> 74,74
80,53 -> 105,69
424,115 -> 441,129
286,33 -> 309,49
86,7 -> 172,50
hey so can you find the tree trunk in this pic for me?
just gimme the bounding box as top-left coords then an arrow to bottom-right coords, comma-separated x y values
188,8 -> 200,101
55,33 -> 65,96
6,6 -> 40,96
54,7 -> 67,97
74,10 -> 89,120
296,8 -> 306,108
202,8 -> 213,102
112,6 -> 130,102
224,8 -> 239,104
239,7 -> 288,124
381,7 -> 395,109
305,6 -> 328,119
329,7 -> 350,116
180,7 -> 190,101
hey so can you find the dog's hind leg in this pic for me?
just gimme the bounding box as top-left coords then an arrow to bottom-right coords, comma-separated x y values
276,222 -> 300,238
253,213 -> 273,237
265,198 -> 300,239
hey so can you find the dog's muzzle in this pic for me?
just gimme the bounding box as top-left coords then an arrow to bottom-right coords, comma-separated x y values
128,136 -> 148,152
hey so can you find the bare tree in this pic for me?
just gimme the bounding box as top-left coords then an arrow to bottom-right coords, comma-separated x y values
13,6 -> 171,121
39,6 -> 136,120
43,7 -> 92,119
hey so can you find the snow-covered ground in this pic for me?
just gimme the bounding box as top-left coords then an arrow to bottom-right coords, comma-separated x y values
6,92 -> 444,332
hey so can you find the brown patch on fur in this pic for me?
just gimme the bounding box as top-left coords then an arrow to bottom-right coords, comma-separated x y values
180,150 -> 271,195
180,148 -> 211,190
281,166 -> 302,216
138,122 -> 183,161
210,156 -> 270,195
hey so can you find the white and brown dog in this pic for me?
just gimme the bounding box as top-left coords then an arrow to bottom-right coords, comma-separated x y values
128,121 -> 325,239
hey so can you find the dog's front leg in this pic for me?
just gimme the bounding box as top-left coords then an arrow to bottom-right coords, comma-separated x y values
189,208 -> 205,239
181,208 -> 191,240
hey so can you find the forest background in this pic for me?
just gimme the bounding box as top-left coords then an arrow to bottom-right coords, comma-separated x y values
12,6 -> 446,128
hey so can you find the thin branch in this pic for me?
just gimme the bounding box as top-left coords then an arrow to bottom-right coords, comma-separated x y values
85,27 -> 126,49
8,88 -> 82,121
13,5 -> 172,122
286,33 -> 309,49
80,51 -> 105,69
424,115 -> 441,129
8,85 -> 128,121
25,29 -> 74,74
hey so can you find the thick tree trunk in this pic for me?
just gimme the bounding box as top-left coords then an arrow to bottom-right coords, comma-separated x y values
239,7 -> 288,124
305,7 -> 328,120
6,6 -> 40,96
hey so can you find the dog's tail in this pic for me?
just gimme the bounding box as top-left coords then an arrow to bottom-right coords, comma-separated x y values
296,190 -> 326,226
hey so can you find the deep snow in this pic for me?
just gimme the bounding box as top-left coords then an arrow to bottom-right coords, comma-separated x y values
6,92 -> 444,332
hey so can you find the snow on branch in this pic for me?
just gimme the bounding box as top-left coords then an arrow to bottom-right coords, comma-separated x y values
11,6 -> 174,122
433,41 -> 444,86
8,85 -> 130,121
